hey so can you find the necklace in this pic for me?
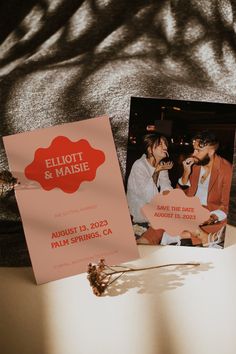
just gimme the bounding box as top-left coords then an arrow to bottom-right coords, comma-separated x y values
200,168 -> 210,184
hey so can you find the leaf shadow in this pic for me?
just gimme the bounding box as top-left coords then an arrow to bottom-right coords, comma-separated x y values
104,262 -> 213,297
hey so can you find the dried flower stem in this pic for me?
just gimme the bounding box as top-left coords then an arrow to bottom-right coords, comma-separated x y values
103,262 -> 200,276
87,259 -> 200,296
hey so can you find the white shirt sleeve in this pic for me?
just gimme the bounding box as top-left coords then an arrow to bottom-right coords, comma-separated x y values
126,156 -> 157,222
126,155 -> 173,223
127,159 -> 155,202
178,177 -> 191,186
158,170 -> 173,192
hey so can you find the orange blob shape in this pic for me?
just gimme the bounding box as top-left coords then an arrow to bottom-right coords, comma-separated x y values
25,136 -> 105,193
141,189 -> 210,236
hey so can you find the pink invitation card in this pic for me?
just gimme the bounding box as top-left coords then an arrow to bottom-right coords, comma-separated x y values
3,116 -> 139,284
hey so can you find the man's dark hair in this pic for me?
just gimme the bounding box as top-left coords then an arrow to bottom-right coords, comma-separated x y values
192,130 -> 219,151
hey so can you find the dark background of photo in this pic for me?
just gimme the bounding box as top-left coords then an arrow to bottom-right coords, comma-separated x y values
125,97 -> 236,226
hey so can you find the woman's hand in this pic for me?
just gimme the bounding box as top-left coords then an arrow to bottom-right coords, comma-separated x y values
155,161 -> 173,172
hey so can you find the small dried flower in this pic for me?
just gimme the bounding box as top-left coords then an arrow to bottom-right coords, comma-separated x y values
87,260 -> 111,296
0,170 -> 18,197
87,258 -> 200,296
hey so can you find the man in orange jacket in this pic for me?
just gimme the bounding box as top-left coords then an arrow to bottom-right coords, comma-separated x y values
177,130 -> 232,247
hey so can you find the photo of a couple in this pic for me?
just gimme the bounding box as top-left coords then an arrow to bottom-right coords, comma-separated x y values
125,98 -> 236,249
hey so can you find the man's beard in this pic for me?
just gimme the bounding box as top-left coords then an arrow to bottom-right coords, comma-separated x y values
194,154 -> 210,166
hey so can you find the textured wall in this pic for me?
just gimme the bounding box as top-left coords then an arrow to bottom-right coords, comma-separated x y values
0,0 -> 236,265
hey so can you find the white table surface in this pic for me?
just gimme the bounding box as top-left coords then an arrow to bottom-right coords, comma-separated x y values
1,225 -> 236,354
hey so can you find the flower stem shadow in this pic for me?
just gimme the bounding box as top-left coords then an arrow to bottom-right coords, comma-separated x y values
87,259 -> 213,297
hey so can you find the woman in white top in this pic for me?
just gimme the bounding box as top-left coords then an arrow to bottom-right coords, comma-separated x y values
127,133 -> 173,233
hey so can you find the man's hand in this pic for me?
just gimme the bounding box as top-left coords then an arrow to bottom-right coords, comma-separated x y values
181,157 -> 195,185
183,157 -> 195,172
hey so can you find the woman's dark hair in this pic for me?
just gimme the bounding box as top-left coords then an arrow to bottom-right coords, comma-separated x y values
143,133 -> 168,157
